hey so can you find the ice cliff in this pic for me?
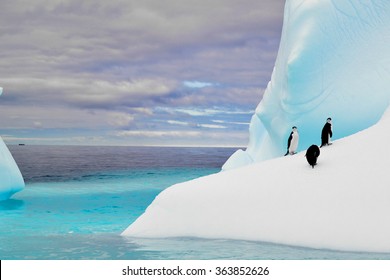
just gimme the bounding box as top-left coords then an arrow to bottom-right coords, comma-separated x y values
0,87 -> 25,200
122,0 -> 390,252
223,0 -> 390,169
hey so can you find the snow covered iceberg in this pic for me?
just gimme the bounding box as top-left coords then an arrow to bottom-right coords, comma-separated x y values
223,0 -> 390,169
122,0 -> 390,252
0,87 -> 25,200
123,106 -> 390,253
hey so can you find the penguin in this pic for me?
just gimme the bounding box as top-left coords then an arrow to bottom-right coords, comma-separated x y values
284,126 -> 299,156
320,118 -> 333,147
305,145 -> 320,168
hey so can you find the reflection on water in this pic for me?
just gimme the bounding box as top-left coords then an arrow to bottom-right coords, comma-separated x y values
0,199 -> 24,211
2,233 -> 390,260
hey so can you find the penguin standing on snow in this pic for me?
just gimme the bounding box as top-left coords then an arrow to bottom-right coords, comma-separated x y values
284,126 -> 299,156
305,145 -> 320,168
320,117 -> 333,147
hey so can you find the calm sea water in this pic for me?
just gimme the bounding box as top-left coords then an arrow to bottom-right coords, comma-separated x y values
1,145 -> 390,260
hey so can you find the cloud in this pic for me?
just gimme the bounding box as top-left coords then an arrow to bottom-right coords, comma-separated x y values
2,135 -> 108,146
198,124 -> 226,129
114,129 -> 247,147
166,119 -> 226,129
183,81 -> 215,88
0,0 -> 285,146
167,120 -> 190,126
1,77 -> 177,108
107,112 -> 135,127
157,107 -> 254,117
212,120 -> 250,125
33,121 -> 43,129
116,130 -> 202,138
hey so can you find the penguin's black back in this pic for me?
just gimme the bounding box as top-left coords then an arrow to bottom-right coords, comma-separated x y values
306,145 -> 320,168
321,123 -> 332,145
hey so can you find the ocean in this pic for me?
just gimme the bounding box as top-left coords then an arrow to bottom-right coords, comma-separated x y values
1,145 -> 389,260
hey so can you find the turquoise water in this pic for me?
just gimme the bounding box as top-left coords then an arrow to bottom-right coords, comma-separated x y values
1,146 -> 390,260
1,168 -> 210,236
0,167 -> 220,259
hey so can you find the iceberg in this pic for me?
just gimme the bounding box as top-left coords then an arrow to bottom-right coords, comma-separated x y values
123,106 -> 390,252
122,0 -> 390,252
0,87 -> 25,200
223,0 -> 390,169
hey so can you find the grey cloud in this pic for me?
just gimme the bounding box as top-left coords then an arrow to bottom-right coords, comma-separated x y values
1,77 -> 178,109
1,0 -> 284,77
0,0 -> 285,146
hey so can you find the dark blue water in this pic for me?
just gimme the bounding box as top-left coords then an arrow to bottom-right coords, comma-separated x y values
12,145 -> 229,183
1,145 -> 390,260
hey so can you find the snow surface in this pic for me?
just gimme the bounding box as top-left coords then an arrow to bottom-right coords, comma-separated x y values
223,0 -> 390,170
123,107 -> 390,252
0,88 -> 25,200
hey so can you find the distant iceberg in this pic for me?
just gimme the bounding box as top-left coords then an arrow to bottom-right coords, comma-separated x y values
0,87 -> 25,200
122,0 -> 390,252
223,0 -> 390,170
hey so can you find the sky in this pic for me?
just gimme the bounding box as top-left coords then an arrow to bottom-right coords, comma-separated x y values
0,0 -> 285,147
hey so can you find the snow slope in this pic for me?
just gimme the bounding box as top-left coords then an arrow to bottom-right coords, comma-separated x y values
123,107 -> 390,253
223,0 -> 390,169
0,87 -> 25,200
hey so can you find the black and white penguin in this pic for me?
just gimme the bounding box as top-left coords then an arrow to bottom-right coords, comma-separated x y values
320,118 -> 333,147
305,145 -> 320,168
284,126 -> 299,156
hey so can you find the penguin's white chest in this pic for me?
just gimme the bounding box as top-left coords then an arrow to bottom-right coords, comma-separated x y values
289,132 -> 299,152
